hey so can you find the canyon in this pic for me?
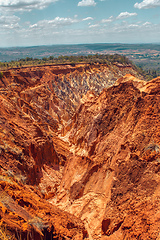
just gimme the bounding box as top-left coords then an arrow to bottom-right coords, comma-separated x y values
0,62 -> 160,239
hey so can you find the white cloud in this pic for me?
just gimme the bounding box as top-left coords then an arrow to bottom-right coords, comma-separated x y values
0,15 -> 20,24
29,17 -> 78,29
0,0 -> 58,12
0,14 -> 20,29
89,24 -> 99,28
134,0 -> 160,9
116,12 -> 137,19
101,16 -> 114,23
0,19 -> 160,47
78,0 -> 96,7
83,17 -> 94,21
143,21 -> 151,25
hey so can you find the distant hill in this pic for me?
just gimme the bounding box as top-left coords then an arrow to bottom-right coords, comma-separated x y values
0,43 -> 160,64
1,43 -> 160,78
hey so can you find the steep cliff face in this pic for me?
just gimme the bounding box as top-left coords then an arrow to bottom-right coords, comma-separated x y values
0,173 -> 88,240
0,63 -> 141,182
55,75 -> 160,239
1,63 -> 142,127
0,63 -> 159,239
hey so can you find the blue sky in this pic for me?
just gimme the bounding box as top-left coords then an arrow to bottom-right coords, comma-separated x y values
0,0 -> 160,47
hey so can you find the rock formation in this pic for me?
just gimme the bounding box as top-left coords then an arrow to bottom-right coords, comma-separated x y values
0,63 -> 159,239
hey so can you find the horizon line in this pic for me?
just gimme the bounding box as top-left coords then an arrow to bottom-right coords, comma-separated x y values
1,42 -> 160,49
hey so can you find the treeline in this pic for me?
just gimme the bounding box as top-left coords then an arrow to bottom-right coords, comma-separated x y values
0,54 -> 132,69
0,53 -> 159,81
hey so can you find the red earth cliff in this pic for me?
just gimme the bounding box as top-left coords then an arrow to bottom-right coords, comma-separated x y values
56,75 -> 160,239
0,63 -> 159,239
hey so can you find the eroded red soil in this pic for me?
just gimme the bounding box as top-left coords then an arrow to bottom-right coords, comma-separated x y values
0,63 -> 159,239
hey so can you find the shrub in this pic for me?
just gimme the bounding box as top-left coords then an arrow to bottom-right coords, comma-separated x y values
0,71 -> 3,79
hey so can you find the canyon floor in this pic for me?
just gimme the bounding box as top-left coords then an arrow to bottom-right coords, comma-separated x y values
0,62 -> 160,240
